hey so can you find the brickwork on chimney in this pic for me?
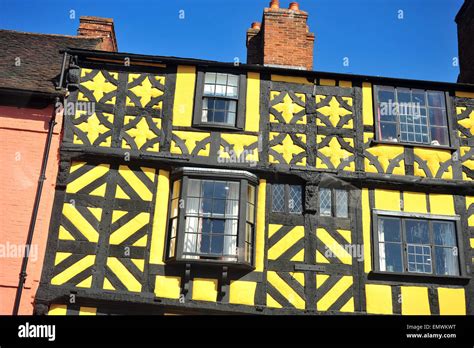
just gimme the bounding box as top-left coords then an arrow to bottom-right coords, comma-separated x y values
246,1 -> 315,70
456,0 -> 474,84
78,16 -> 118,52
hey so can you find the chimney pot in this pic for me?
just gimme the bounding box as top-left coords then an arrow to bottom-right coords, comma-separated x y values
289,2 -> 299,11
270,0 -> 279,9
251,22 -> 261,30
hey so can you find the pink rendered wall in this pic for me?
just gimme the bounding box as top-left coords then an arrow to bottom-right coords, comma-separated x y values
0,103 -> 63,314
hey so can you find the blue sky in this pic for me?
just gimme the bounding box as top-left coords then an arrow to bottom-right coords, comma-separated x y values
0,0 -> 463,82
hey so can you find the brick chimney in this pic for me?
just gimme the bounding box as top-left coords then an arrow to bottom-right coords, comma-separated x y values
456,0 -> 474,83
246,1 -> 315,70
78,16 -> 118,52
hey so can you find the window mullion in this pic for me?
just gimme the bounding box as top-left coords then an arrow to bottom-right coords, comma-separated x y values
429,220 -> 436,275
175,176 -> 189,260
237,179 -> 247,263
401,218 -> 408,272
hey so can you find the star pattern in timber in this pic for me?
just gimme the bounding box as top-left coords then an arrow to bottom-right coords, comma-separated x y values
128,76 -> 164,108
81,71 -> 117,103
318,97 -> 352,127
76,112 -> 112,144
126,118 -> 159,149
273,93 -> 305,123
318,137 -> 351,168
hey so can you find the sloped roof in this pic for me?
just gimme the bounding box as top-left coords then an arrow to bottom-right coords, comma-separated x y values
0,30 -> 102,95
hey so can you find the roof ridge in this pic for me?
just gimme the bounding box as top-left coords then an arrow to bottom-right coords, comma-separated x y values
0,29 -> 102,41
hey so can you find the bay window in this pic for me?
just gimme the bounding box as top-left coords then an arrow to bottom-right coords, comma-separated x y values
166,168 -> 257,267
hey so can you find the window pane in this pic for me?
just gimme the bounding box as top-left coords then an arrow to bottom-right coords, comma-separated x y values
212,199 -> 225,216
379,242 -> 403,272
380,122 -> 398,142
213,181 -> 227,199
289,185 -> 302,213
204,72 -> 216,84
335,189 -> 348,218
272,184 -> 285,212
378,217 -> 401,242
227,74 -> 239,87
430,127 -> 448,146
435,247 -> 459,276
172,180 -> 181,199
203,84 -> 215,95
227,181 -> 240,200
188,179 -> 201,197
247,202 -> 255,223
405,219 -> 429,244
216,73 -> 227,85
184,232 -> 198,254
429,108 -> 447,126
428,91 -> 445,108
171,198 -> 179,218
224,235 -> 237,255
170,218 -> 178,238
200,233 -> 210,254
433,221 -> 456,246
185,217 -> 199,233
215,85 -> 226,96
224,219 -> 238,236
225,199 -> 239,218
319,188 -> 332,216
377,87 -> 395,104
226,86 -> 238,98
211,235 -> 224,254
397,89 -> 411,104
248,185 -> 256,205
186,198 -> 200,215
407,244 -> 432,273
202,180 -> 214,197
412,90 -> 426,106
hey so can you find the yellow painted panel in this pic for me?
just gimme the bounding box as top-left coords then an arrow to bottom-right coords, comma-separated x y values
317,228 -> 352,265
339,81 -> 352,88
62,203 -> 99,242
438,288 -> 466,315
468,196 -> 474,227
54,252 -> 72,266
267,271 -> 305,309
316,250 -> 330,263
268,224 -> 282,238
290,249 -> 304,262
267,294 -> 283,308
271,74 -> 312,85
172,65 -> 196,127
150,170 -> 170,265
429,194 -> 455,215
118,166 -> 153,201
66,164 -> 109,195
414,148 -> 453,179
404,192 -> 427,213
401,286 -> 430,315
229,281 -> 257,306
316,274 -> 330,288
171,131 -> 210,156
362,82 -> 374,126
340,297 -> 355,313
362,189 -> 372,273
51,255 -> 95,285
192,278 -> 218,302
79,307 -> 97,315
109,212 -> 149,245
155,276 -> 181,299
365,284 -> 393,314
220,134 -> 258,162
268,226 -> 304,260
317,276 -> 352,311
290,272 -> 305,287
320,79 -> 336,86
48,304 -> 67,315
131,258 -> 145,272
76,276 -> 92,288
103,278 -> 115,290
255,179 -> 266,272
374,189 -> 400,211
106,257 -> 142,292
455,91 -> 474,98
471,238 -> 474,249
245,72 -> 260,132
